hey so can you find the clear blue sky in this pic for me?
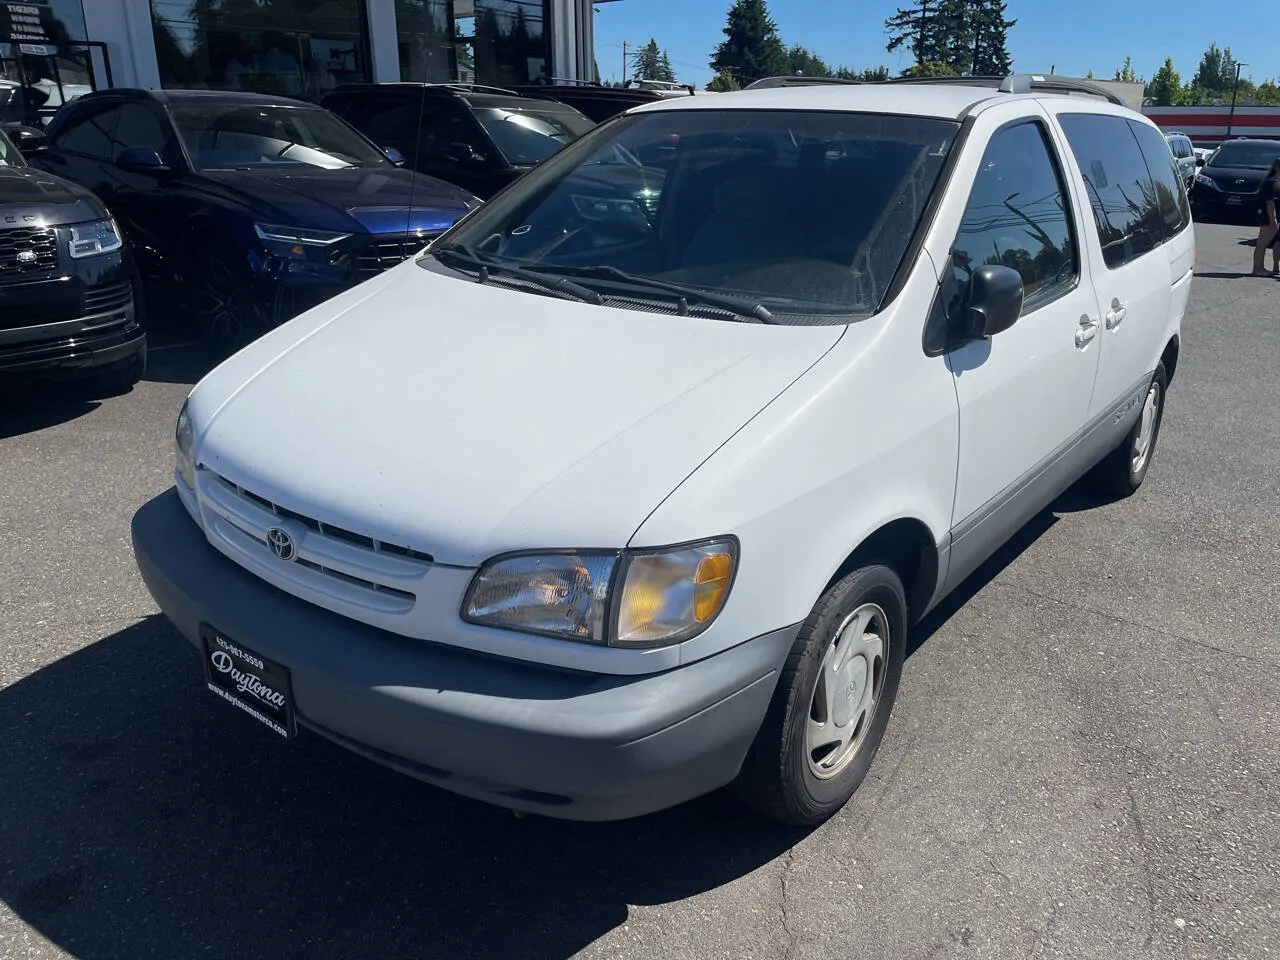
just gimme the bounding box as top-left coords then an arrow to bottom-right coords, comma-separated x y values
593,0 -> 1278,89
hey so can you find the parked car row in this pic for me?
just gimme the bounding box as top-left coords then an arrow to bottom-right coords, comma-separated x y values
1189,137 -> 1280,221
1,81 -> 640,387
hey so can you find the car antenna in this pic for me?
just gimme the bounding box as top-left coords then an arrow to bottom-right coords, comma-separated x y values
404,84 -> 428,250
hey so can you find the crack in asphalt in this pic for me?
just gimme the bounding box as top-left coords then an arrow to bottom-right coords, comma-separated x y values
1126,786 -> 1159,955
1000,580 -> 1280,671
778,846 -> 799,960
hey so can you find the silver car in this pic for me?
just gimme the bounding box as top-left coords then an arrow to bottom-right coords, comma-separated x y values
1165,131 -> 1197,186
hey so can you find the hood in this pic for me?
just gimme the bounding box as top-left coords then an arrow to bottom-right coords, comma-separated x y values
201,166 -> 477,235
192,264 -> 843,566
0,164 -> 104,225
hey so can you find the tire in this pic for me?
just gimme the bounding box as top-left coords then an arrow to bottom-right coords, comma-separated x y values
732,563 -> 907,826
1088,363 -> 1167,499
195,247 -> 267,359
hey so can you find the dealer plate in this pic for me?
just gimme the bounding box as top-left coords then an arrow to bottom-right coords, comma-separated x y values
200,624 -> 296,738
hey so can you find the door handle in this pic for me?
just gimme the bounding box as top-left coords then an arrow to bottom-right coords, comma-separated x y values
1075,315 -> 1099,347
1105,299 -> 1128,329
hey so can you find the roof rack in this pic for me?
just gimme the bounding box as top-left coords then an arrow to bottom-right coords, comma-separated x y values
744,72 -> 1125,105
744,76 -> 860,90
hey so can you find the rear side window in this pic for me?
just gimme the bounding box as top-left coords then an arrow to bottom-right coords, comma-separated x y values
1058,114 -> 1164,269
1131,121 -> 1191,239
340,97 -> 421,160
53,105 -> 115,159
950,121 -> 1078,313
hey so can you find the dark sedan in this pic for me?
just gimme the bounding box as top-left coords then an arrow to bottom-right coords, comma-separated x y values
1190,138 -> 1280,222
0,126 -> 145,389
29,89 -> 480,355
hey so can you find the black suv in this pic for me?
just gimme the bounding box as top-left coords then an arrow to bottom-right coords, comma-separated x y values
322,84 -> 596,199
1190,137 -> 1280,221
0,126 -> 144,388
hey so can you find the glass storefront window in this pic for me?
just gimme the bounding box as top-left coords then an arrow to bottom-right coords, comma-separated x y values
1,0 -> 99,123
150,0 -> 371,100
399,0 -> 551,88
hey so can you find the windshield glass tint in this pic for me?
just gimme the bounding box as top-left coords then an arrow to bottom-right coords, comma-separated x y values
0,132 -> 21,167
473,105 -> 595,165
171,105 -> 390,171
434,109 -> 958,320
1210,142 -> 1280,169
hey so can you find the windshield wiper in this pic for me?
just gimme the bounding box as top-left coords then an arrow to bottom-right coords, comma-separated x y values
432,246 -> 604,305
535,264 -> 774,323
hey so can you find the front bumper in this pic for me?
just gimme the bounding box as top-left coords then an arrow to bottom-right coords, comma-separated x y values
132,490 -> 796,820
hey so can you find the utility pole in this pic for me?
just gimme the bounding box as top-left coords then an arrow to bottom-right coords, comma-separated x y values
1226,61 -> 1246,138
622,41 -> 628,86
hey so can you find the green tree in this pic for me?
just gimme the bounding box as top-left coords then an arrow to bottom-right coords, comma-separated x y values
631,38 -> 676,82
709,0 -> 787,86
1114,56 -> 1138,83
903,61 -> 958,78
968,0 -> 1014,75
658,52 -> 677,83
786,44 -> 833,77
835,65 -> 891,81
707,70 -> 742,92
1146,57 -> 1182,106
1085,69 -> 1094,79
886,1 -> 949,69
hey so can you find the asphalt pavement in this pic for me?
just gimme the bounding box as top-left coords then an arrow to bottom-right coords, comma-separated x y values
1,223 -> 1277,960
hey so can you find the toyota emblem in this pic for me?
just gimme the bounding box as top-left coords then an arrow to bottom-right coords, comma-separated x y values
266,526 -> 297,561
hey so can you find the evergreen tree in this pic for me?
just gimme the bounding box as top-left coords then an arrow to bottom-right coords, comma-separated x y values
707,70 -> 742,92
658,51 -> 677,83
886,1 -> 948,68
835,65 -> 891,82
710,0 -> 787,86
632,39 -> 673,82
786,44 -> 833,77
969,0 -> 1014,75
1114,56 -> 1138,83
1147,57 -> 1182,106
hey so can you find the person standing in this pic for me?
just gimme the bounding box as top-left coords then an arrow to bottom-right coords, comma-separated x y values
1253,158 -> 1280,276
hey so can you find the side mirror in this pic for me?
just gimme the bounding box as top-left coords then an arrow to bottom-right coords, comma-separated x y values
383,146 -> 406,166
962,264 -> 1023,340
116,146 -> 172,175
1196,156 -> 1206,167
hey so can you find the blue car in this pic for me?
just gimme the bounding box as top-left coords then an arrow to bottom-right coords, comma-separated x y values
29,89 -> 480,354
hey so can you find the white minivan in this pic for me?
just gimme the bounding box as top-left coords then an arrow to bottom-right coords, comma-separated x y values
133,75 -> 1192,826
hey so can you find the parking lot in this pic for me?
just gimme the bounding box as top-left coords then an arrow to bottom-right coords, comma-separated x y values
1,221 -> 1277,959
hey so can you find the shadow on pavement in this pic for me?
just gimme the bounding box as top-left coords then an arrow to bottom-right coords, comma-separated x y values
907,508 -> 1058,656
0,391 -> 100,440
0,616 -> 805,960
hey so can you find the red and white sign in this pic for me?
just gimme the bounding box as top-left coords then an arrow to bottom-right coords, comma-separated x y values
1143,106 -> 1280,145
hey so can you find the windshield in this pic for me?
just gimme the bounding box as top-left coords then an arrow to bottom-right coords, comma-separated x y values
0,130 -> 23,167
427,109 -> 958,321
472,104 -> 596,166
170,104 -> 391,172
1209,142 -> 1280,169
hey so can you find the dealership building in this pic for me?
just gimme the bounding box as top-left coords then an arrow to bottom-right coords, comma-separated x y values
1,0 -> 601,105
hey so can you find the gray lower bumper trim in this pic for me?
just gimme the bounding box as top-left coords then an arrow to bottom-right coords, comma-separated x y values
131,490 -> 799,820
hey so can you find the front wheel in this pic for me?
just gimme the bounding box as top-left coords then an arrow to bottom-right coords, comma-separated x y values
196,248 -> 267,359
732,563 -> 906,826
1089,363 -> 1167,499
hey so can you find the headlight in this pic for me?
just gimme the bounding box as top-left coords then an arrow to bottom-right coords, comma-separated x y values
462,538 -> 737,648
254,223 -> 352,258
1194,173 -> 1221,190
68,218 -> 123,258
175,399 -> 195,490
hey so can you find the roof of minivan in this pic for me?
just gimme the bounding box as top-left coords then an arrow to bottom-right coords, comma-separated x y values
629,83 -> 1114,121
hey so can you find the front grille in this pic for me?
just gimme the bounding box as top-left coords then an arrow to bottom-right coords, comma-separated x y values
0,227 -> 58,281
214,474 -> 432,563
349,233 -> 439,278
198,471 -> 432,613
81,279 -> 133,315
